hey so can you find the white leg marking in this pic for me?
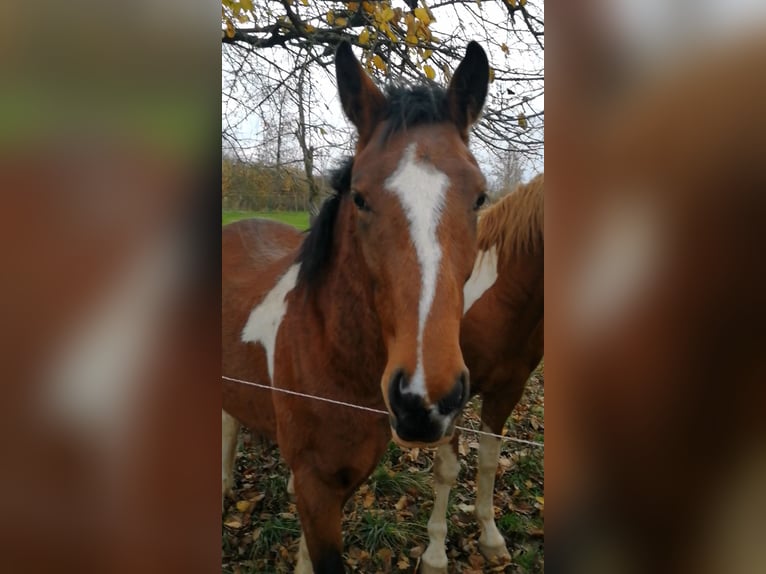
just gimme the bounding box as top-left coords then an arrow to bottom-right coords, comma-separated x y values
475,424 -> 510,561
385,144 -> 449,400
295,533 -> 315,574
221,410 -> 239,506
287,470 -> 295,496
241,264 -> 300,381
422,444 -> 459,573
463,247 -> 499,314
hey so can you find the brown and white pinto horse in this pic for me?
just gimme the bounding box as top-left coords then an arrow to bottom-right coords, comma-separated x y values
222,42 -> 490,573
421,175 -> 544,573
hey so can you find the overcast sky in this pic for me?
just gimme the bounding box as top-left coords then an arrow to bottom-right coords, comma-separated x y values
222,1 -> 545,180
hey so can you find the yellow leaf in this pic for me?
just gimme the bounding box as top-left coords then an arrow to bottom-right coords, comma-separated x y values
489,67 -> 495,83
381,7 -> 395,22
301,0 -> 309,5
423,49 -> 433,59
362,1 -> 374,13
304,23 -> 315,32
326,10 -> 334,24
414,8 -> 431,25
521,0 -> 528,5
501,43 -> 509,54
224,518 -> 242,528
507,0 -> 517,6
535,495 -> 544,506
335,17 -> 347,27
405,35 -> 418,46
517,113 -> 528,129
347,2 -> 359,10
372,54 -> 386,71
442,63 -> 452,81
235,500 -> 251,512
423,65 -> 435,80
241,0 -> 254,11
358,28 -> 370,46
225,18 -> 236,38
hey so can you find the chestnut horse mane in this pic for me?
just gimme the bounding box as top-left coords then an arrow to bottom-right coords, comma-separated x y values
296,83 -> 452,288
478,173 -> 544,260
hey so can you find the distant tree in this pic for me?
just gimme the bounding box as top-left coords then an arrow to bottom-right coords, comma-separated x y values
222,0 -> 544,206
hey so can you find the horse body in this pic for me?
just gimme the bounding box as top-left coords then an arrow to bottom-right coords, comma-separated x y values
422,175 -> 544,573
222,219 -> 302,443
223,41 -> 491,573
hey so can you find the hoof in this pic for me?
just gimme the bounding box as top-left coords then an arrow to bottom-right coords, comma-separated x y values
419,548 -> 448,574
479,541 -> 511,564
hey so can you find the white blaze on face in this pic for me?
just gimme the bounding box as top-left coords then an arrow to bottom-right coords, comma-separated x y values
463,247 -> 499,314
241,264 -> 300,381
385,143 -> 449,400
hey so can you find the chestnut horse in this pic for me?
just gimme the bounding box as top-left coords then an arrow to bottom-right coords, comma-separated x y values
421,175 -> 545,573
222,42 -> 490,573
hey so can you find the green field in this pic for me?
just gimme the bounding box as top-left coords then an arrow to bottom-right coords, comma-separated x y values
222,210 -> 310,230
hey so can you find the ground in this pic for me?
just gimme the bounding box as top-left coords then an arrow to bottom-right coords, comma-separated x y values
223,210 -> 310,229
222,367 -> 544,574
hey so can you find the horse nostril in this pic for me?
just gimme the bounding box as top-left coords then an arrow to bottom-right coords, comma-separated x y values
389,369 -> 408,417
437,372 -> 469,415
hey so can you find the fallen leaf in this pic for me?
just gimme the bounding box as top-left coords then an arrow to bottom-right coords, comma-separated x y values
235,500 -> 251,512
224,518 -> 242,529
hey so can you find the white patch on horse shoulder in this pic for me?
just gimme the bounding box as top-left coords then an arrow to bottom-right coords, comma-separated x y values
463,247 -> 499,314
385,144 -> 449,400
241,264 -> 300,381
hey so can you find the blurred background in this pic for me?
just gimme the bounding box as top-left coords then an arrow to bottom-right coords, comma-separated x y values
546,1 -> 766,572
0,1 -> 221,572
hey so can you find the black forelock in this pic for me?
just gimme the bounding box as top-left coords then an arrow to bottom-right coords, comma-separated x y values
382,83 -> 449,139
295,157 -> 353,287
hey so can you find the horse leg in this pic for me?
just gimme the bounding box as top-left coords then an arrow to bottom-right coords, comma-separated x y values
421,437 -> 461,574
295,533 -> 314,574
475,390 -> 524,563
287,470 -> 295,495
221,410 -> 239,509
292,468 -> 347,574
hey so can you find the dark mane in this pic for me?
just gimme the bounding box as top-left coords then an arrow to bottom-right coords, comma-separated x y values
296,84 -> 449,288
295,157 -> 353,287
383,84 -> 449,138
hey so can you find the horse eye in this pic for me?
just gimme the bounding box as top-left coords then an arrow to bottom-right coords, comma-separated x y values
352,192 -> 370,212
473,193 -> 488,211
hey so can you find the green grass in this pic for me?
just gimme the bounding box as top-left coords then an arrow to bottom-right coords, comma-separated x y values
222,210 -> 310,230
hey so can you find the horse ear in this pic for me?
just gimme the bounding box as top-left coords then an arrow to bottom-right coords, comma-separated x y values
335,41 -> 387,146
446,41 -> 489,139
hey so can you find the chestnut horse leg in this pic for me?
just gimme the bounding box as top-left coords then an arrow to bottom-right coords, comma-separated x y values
292,467 -> 349,574
221,410 -> 239,508
475,387 -> 525,562
421,437 -> 461,574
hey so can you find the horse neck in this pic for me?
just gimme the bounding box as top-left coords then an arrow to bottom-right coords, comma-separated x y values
497,245 -> 544,319
299,201 -> 386,395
